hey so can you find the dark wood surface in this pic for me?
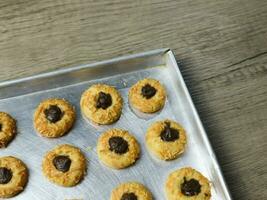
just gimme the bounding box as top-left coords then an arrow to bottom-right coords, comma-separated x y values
0,1 -> 266,199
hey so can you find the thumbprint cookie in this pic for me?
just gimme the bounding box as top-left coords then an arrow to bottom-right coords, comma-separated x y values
80,84 -> 123,125
146,119 -> 186,160
111,182 -> 153,200
34,98 -> 75,138
165,167 -> 211,200
97,129 -> 140,169
0,112 -> 16,148
42,144 -> 86,187
0,156 -> 28,198
129,78 -> 166,113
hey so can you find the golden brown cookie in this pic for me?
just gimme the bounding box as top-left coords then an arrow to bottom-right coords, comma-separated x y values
165,167 -> 211,200
129,78 -> 166,113
110,182 -> 153,200
0,112 -> 16,148
80,84 -> 123,125
34,98 -> 76,138
145,119 -> 187,160
0,156 -> 28,198
97,129 -> 140,169
42,144 -> 86,187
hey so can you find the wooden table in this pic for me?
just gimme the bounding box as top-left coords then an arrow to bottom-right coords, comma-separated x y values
0,1 -> 266,199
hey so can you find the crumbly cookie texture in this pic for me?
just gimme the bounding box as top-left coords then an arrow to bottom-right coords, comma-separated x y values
165,167 -> 211,200
146,119 -> 187,160
80,84 -> 123,125
42,144 -> 87,187
110,182 -> 153,200
129,78 -> 166,113
0,112 -> 16,148
0,156 -> 28,198
97,129 -> 140,169
34,98 -> 76,138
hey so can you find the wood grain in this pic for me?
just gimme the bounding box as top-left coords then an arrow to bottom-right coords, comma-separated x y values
0,0 -> 266,199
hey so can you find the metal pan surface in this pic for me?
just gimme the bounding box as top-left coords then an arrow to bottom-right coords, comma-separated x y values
0,49 -> 232,200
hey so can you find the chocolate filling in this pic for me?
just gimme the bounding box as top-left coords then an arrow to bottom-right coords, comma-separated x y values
121,192 -> 138,200
96,92 -> 112,109
181,178 -> 201,196
160,122 -> 179,142
109,136 -> 129,154
53,155 -> 71,172
0,167 -> 12,184
141,84 -> 157,99
0,123 -> 2,132
44,105 -> 63,123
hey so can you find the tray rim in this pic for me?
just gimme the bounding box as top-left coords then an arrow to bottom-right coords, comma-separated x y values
0,48 -> 170,88
0,48 -> 232,200
166,50 -> 232,200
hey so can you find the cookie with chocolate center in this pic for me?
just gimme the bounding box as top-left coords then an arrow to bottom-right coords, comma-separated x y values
129,78 -> 166,113
0,112 -> 16,148
146,119 -> 187,160
0,156 -> 28,198
80,84 -> 123,125
34,98 -> 75,138
97,129 -> 140,169
165,167 -> 211,200
42,144 -> 86,187
111,182 -> 152,200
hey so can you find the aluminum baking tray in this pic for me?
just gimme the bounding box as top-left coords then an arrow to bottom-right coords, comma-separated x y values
0,49 -> 232,200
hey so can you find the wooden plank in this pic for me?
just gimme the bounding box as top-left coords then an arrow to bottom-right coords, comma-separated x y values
0,0 -> 266,199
